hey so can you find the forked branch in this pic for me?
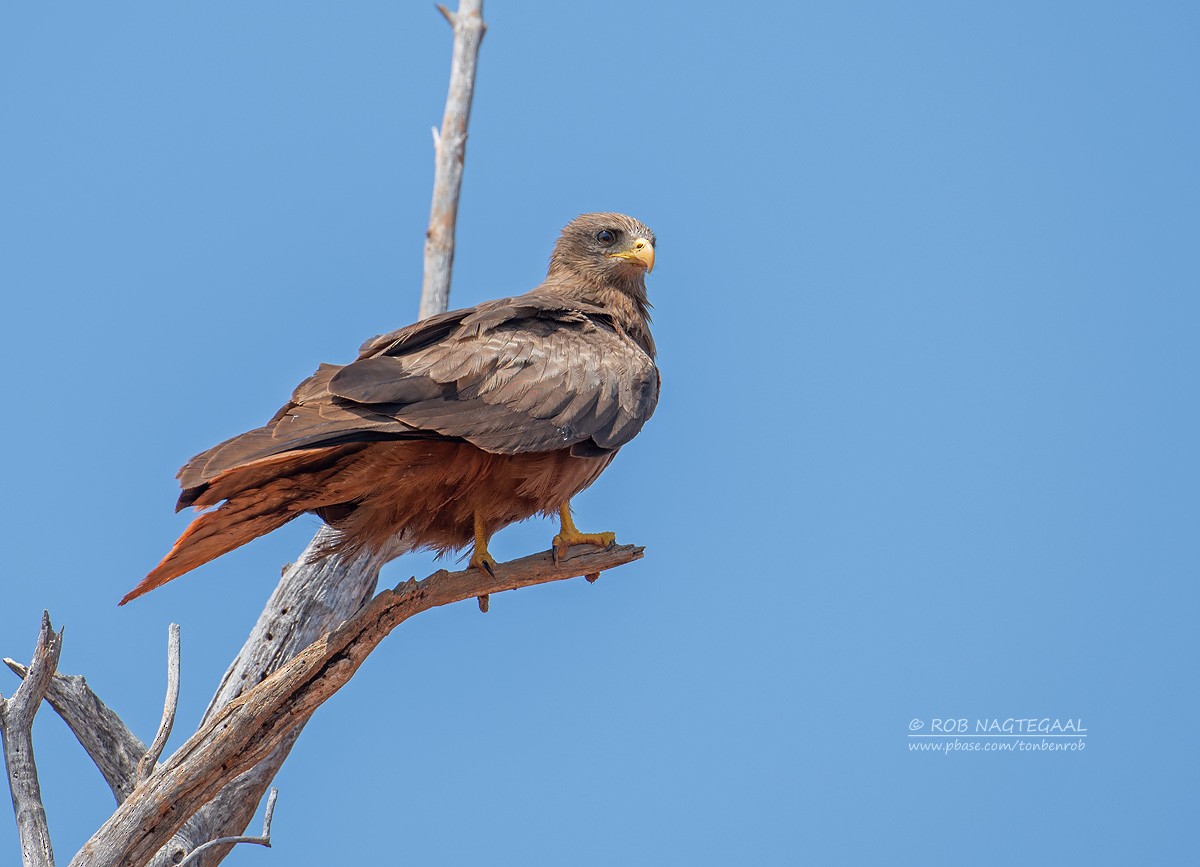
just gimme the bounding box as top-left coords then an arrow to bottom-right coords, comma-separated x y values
177,789 -> 278,867
1,662 -> 145,805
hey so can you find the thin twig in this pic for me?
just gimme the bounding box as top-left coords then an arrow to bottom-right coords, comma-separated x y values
71,543 -> 644,867
419,0 -> 486,319
177,789 -> 278,867
137,623 -> 180,784
2,661 -> 145,804
0,611 -> 65,867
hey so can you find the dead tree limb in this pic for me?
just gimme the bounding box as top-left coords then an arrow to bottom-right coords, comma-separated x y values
177,789 -> 277,867
137,624 -> 180,784
148,532 -> 389,867
147,4 -> 487,863
72,544 -> 643,867
419,0 -> 486,319
1,663 -> 145,805
0,612 -> 64,867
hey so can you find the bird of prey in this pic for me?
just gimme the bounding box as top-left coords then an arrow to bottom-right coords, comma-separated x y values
120,213 -> 658,604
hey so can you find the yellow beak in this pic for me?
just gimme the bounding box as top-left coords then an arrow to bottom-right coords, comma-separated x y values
611,237 -> 655,273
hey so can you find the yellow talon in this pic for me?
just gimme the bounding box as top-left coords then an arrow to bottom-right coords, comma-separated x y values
471,513 -> 496,576
552,503 -> 616,561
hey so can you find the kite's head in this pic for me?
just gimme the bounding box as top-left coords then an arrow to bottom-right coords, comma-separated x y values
549,213 -> 656,288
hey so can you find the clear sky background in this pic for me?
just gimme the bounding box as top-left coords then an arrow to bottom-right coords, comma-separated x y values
2,2 -> 1196,864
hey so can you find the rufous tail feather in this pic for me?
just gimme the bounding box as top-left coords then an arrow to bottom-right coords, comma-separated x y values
121,490 -> 297,604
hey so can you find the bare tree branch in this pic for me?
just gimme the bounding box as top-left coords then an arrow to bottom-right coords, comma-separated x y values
177,789 -> 277,867
1,663 -> 145,805
71,544 -> 643,867
146,5 -> 488,861
1,611 -> 64,867
149,532 -> 387,867
419,0 -> 486,319
137,624 -> 180,784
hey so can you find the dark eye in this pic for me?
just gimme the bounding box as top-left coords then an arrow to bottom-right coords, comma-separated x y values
595,229 -> 617,246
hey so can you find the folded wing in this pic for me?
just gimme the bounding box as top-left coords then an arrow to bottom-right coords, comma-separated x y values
176,292 -> 658,506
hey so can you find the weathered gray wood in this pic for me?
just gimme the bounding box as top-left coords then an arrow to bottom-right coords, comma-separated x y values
0,612 -> 64,867
71,544 -> 644,867
149,4 -> 487,860
137,624 -> 180,784
1,662 -> 145,805
177,789 -> 277,867
147,528 -> 389,867
419,0 -> 486,319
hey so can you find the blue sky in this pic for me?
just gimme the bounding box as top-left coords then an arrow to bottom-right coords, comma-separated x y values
2,2 -> 1197,863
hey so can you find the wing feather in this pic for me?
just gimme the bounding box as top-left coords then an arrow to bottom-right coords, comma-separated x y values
179,290 -> 658,498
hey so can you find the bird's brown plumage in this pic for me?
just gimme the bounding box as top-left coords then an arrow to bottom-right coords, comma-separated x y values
121,213 -> 659,604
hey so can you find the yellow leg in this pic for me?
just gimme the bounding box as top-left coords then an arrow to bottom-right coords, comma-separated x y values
470,513 -> 497,576
552,503 -> 616,561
